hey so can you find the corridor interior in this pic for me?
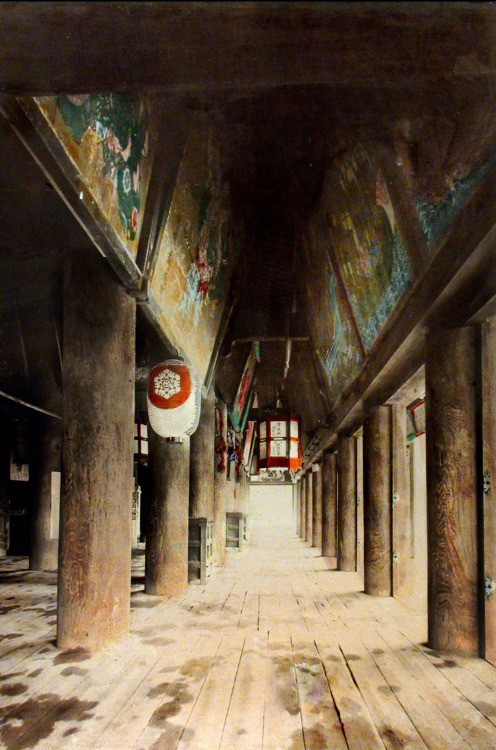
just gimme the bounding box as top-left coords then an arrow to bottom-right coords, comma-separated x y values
1,485 -> 496,750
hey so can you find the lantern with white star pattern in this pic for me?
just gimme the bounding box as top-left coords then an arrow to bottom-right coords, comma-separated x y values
147,360 -> 201,438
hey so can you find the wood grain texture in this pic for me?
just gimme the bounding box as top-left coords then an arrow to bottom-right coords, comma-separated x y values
356,434 -> 365,576
312,464 -> 322,549
305,470 -> 313,544
58,249 -> 135,650
337,435 -> 357,571
146,434 -> 190,597
426,326 -> 479,656
295,480 -> 301,536
4,507 -> 496,749
30,417 -> 61,571
483,317 -> 496,665
190,394 -> 215,520
300,474 -> 307,540
321,451 -> 337,557
363,406 -> 392,596
391,403 -> 411,600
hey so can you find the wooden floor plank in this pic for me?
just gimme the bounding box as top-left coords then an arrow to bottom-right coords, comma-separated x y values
174,632 -> 246,750
219,631 -> 267,750
2,506 -> 496,750
359,628 -> 472,750
262,632 -> 304,750
314,635 -> 385,749
292,636 -> 348,750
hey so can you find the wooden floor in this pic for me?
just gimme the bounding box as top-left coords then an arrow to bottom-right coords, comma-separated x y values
2,511 -> 496,749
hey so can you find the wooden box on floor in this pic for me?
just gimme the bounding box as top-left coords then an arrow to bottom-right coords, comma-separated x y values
226,512 -> 247,552
188,517 -> 213,584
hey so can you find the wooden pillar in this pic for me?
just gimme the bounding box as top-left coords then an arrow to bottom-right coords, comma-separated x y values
146,434 -> 190,597
189,394 -> 215,520
363,407 -> 392,596
30,417 -> 61,571
391,403 -> 410,600
337,435 -> 356,571
295,479 -> 301,536
426,327 -> 479,656
300,473 -> 307,540
312,463 -> 322,549
0,421 -> 9,557
57,250 -> 135,651
356,433 -> 365,576
213,401 -> 227,566
305,469 -> 313,544
322,450 -> 337,557
483,317 -> 496,665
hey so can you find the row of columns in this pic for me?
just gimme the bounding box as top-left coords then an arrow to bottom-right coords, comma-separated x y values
296,324 -> 493,658
33,250 -> 243,652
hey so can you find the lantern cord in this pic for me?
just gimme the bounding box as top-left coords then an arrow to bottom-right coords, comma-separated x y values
215,404 -> 226,472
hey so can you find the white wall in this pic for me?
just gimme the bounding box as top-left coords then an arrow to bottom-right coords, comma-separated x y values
246,484 -> 295,542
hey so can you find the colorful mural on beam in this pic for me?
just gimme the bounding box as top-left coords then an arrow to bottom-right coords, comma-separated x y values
150,123 -> 241,382
35,93 -> 149,258
323,144 -> 412,350
413,154 -> 496,247
303,223 -> 362,404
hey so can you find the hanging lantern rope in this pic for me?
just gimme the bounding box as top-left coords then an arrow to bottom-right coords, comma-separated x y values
215,404 -> 226,472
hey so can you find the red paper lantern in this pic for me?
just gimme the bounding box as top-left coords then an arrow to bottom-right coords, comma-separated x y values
258,416 -> 302,471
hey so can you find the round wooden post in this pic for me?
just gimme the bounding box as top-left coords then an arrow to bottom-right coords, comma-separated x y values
146,434 -> 190,597
295,479 -> 301,536
391,403 -> 410,599
322,450 -> 337,557
482,316 -> 496,664
337,435 -> 356,571
305,469 -> 313,544
30,417 -> 61,571
190,394 -> 215,520
300,473 -> 307,540
312,464 -> 322,548
58,250 -> 135,651
213,401 -> 228,565
363,406 -> 392,596
426,327 -> 479,656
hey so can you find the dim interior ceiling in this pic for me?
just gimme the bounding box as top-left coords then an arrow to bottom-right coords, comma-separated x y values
0,2 -> 496,448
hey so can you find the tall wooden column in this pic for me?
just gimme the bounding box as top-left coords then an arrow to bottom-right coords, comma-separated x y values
363,407 -> 392,596
337,435 -> 356,571
213,401 -> 227,566
426,327 -> 479,656
30,417 -> 61,571
295,479 -> 301,536
58,250 -> 135,651
391,403 -> 410,600
300,473 -> 307,540
189,394 -> 215,520
146,434 -> 190,597
0,421 -> 9,557
483,317 -> 496,665
312,463 -> 322,548
322,450 -> 337,557
305,469 -> 313,544
356,433 -> 365,576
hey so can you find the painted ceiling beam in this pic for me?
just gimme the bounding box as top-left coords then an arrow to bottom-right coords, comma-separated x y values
0,3 -> 495,94
305,163 -> 496,463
